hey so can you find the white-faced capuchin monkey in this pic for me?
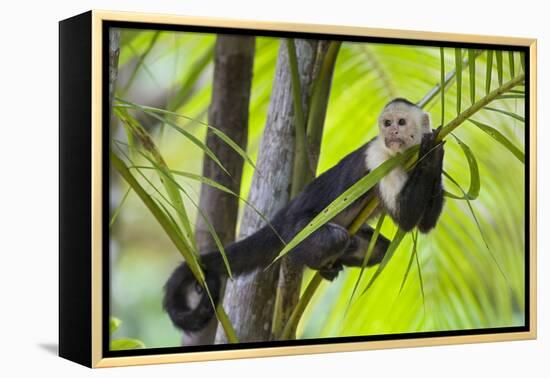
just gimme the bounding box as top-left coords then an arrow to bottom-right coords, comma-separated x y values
164,98 -> 445,333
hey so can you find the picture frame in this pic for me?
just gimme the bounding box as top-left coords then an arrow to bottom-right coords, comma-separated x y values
59,9 -> 537,368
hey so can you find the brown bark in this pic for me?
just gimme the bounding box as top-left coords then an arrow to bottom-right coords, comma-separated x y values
108,29 -> 121,117
182,35 -> 255,345
216,39 -> 323,343
274,40 -> 336,339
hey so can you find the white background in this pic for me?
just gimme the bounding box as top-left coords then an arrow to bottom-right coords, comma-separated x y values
0,0 -> 547,376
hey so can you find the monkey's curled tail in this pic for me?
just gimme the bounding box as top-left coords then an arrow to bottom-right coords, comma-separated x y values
163,225 -> 283,333
163,262 -> 222,333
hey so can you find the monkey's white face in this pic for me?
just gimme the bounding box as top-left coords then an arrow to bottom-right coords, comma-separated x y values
378,102 -> 431,154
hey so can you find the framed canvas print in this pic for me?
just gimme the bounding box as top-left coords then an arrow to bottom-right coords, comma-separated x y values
59,10 -> 537,368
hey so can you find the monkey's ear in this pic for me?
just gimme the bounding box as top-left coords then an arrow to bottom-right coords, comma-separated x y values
421,112 -> 431,131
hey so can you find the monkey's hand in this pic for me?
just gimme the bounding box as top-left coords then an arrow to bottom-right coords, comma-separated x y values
319,261 -> 344,281
338,225 -> 390,268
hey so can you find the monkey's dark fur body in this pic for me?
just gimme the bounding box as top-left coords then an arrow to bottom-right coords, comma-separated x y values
163,99 -> 445,333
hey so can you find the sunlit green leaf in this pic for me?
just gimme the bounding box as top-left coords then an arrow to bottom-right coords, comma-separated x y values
449,134 -> 480,200
485,50 -> 493,94
137,166 -> 284,243
117,104 -> 230,177
496,94 -> 525,100
116,99 -> 256,170
109,317 -> 121,335
111,150 -> 204,283
360,228 -> 407,296
496,50 -> 504,85
110,338 -> 146,350
413,233 -> 425,313
399,231 -> 418,294
111,150 -> 239,342
469,119 -> 524,163
484,106 -> 525,122
109,187 -> 131,228
443,171 -> 509,283
124,147 -> 233,277
468,49 -> 476,104
455,48 -> 462,114
440,47 -> 445,125
348,212 -> 386,308
115,108 -> 198,255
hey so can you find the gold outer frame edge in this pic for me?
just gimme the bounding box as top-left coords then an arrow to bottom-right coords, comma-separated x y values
529,40 -> 537,339
96,331 -> 534,368
91,11 -> 103,368
90,9 -> 537,368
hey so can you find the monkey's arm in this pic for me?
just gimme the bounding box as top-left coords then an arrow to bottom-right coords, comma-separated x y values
289,220 -> 390,280
338,225 -> 391,267
287,220 -> 352,280
394,130 -> 445,232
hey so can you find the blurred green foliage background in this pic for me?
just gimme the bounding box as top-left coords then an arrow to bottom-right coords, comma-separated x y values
110,28 -> 525,348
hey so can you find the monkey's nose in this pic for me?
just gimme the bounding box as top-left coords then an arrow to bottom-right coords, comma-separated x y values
393,130 -> 399,135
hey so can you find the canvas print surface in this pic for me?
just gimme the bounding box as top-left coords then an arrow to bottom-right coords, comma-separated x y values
107,26 -> 527,353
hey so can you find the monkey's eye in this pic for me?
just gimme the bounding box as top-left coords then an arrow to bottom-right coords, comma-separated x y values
383,119 -> 391,127
398,118 -> 406,126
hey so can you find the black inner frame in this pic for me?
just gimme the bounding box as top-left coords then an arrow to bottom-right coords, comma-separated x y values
102,20 -> 531,358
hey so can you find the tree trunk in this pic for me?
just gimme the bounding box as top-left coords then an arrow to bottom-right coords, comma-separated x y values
273,40 -> 338,339
108,29 -> 121,118
183,35 -> 255,345
216,39 -> 323,343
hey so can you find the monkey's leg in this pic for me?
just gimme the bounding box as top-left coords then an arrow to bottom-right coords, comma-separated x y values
338,224 -> 391,267
418,143 -> 445,233
418,188 -> 444,233
395,131 -> 444,231
289,222 -> 352,281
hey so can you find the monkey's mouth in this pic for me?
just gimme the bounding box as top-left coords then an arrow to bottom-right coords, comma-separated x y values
385,137 -> 405,149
